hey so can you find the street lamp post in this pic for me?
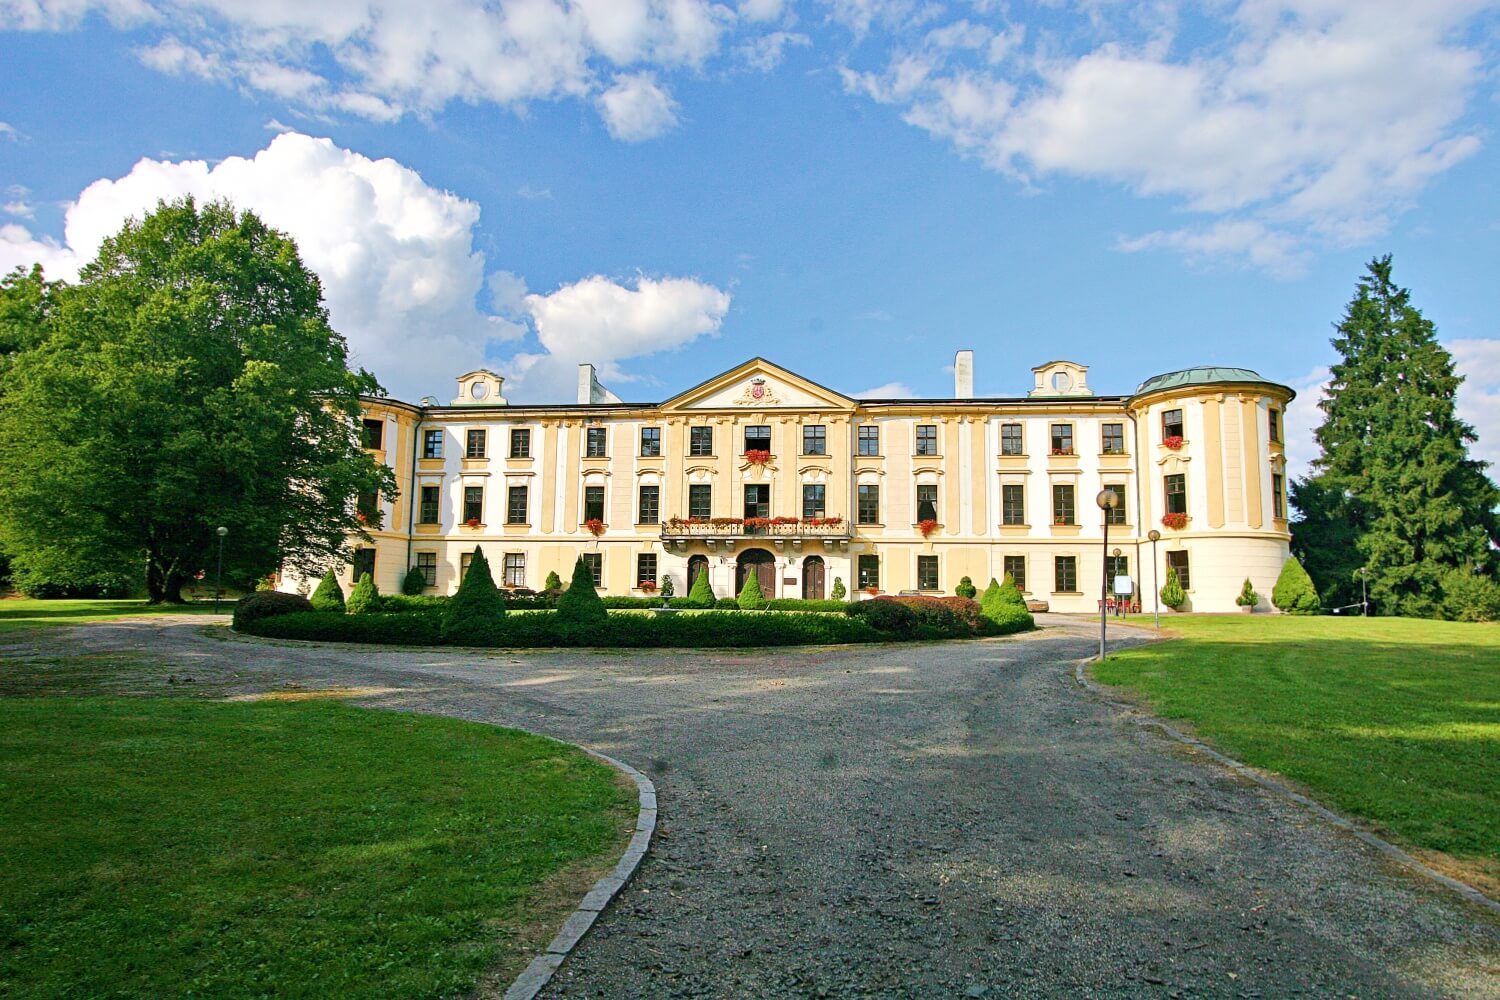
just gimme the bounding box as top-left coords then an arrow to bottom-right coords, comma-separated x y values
1147,529 -> 1161,630
214,526 -> 228,614
1096,489 -> 1119,662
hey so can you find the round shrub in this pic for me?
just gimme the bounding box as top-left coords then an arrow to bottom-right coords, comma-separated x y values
232,590 -> 313,630
830,576 -> 847,600
309,569 -> 345,612
955,576 -> 977,600
845,598 -> 917,637
401,565 -> 428,596
1272,556 -> 1321,615
986,602 -> 1036,635
544,570 -> 563,591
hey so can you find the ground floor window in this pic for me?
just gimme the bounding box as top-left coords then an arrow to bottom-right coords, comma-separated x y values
1106,554 -> 1129,582
1166,550 -> 1191,590
582,552 -> 603,588
917,555 -> 939,591
636,553 -> 657,588
1003,555 -> 1026,592
353,547 -> 375,583
415,552 -> 436,587
1055,555 -> 1078,593
460,550 -> 473,581
503,553 -> 526,588
857,555 -> 879,591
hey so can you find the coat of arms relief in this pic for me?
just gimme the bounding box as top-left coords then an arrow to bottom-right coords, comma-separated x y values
733,377 -> 780,406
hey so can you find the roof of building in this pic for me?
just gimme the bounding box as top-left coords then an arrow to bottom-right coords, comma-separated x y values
1134,366 -> 1282,395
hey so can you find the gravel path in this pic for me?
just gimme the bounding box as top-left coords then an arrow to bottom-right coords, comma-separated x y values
5,617 -> 1497,999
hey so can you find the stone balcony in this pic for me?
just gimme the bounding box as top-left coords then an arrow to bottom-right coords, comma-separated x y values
659,517 -> 852,552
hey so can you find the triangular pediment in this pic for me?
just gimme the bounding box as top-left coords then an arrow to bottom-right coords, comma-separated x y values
660,358 -> 856,412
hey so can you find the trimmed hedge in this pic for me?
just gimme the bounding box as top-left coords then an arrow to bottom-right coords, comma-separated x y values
232,591 -> 313,630
845,599 -> 918,638
764,598 -> 852,612
241,609 -> 885,648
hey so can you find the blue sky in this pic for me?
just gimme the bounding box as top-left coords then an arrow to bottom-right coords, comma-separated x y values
2,1 -> 1498,476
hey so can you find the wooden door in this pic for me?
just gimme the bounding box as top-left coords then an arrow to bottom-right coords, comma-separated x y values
802,557 -> 825,600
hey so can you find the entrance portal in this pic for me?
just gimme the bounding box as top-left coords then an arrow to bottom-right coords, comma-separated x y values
802,556 -> 825,600
735,548 -> 776,598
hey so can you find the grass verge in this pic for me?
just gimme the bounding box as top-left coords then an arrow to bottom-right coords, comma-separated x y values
0,695 -> 634,999
0,597 -> 221,634
1092,615 -> 1500,894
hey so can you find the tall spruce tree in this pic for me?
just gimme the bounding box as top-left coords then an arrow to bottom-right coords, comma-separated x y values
1294,256 -> 1499,617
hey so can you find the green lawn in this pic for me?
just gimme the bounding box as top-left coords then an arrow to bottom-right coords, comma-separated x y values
0,597 -> 223,634
0,696 -> 634,999
1092,616 -> 1500,889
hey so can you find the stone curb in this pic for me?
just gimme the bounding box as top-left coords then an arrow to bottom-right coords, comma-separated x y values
1073,655 -> 1500,918
503,748 -> 657,1000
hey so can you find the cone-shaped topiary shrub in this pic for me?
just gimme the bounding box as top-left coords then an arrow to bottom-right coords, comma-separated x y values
310,569 -> 345,612
981,575 -> 1033,630
1271,557 -> 1321,615
556,556 -> 608,628
347,572 -> 381,614
544,570 -> 563,592
687,569 -> 715,606
1235,578 -> 1260,608
441,547 -> 507,644
830,576 -> 847,600
401,565 -> 427,596
1160,566 -> 1186,610
955,576 -> 978,599
738,571 -> 768,611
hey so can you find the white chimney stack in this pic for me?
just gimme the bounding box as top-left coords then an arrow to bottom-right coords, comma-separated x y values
578,364 -> 622,405
954,349 -> 974,399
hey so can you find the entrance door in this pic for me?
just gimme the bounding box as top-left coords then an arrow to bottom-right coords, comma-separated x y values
736,548 -> 776,598
802,556 -> 825,600
687,555 -> 710,596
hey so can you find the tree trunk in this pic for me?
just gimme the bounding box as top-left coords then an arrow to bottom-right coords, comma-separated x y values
146,558 -> 187,604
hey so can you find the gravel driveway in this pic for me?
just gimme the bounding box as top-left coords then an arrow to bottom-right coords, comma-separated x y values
6,616 -> 1497,999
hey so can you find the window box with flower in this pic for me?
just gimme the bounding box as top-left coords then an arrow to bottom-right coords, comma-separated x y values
585,518 -> 605,537
917,518 -> 938,538
1161,512 -> 1189,530
744,449 -> 772,466
1162,435 -> 1185,451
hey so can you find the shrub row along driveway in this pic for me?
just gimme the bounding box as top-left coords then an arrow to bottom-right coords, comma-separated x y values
6,617 -> 1497,999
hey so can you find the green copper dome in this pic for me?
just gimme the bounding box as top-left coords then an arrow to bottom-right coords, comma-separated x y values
1134,366 -> 1277,396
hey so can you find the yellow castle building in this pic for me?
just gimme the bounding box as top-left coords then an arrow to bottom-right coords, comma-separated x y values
285,353 -> 1295,614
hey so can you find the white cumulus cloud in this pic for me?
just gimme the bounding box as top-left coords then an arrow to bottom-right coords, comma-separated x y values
853,381 -> 915,398
0,132 -> 522,397
5,0 -> 781,140
506,274 -> 731,400
842,0 -> 1492,273
595,72 -> 681,142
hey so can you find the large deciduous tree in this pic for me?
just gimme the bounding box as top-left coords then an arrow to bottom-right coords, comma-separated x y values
0,197 -> 395,601
1292,256 -> 1499,617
